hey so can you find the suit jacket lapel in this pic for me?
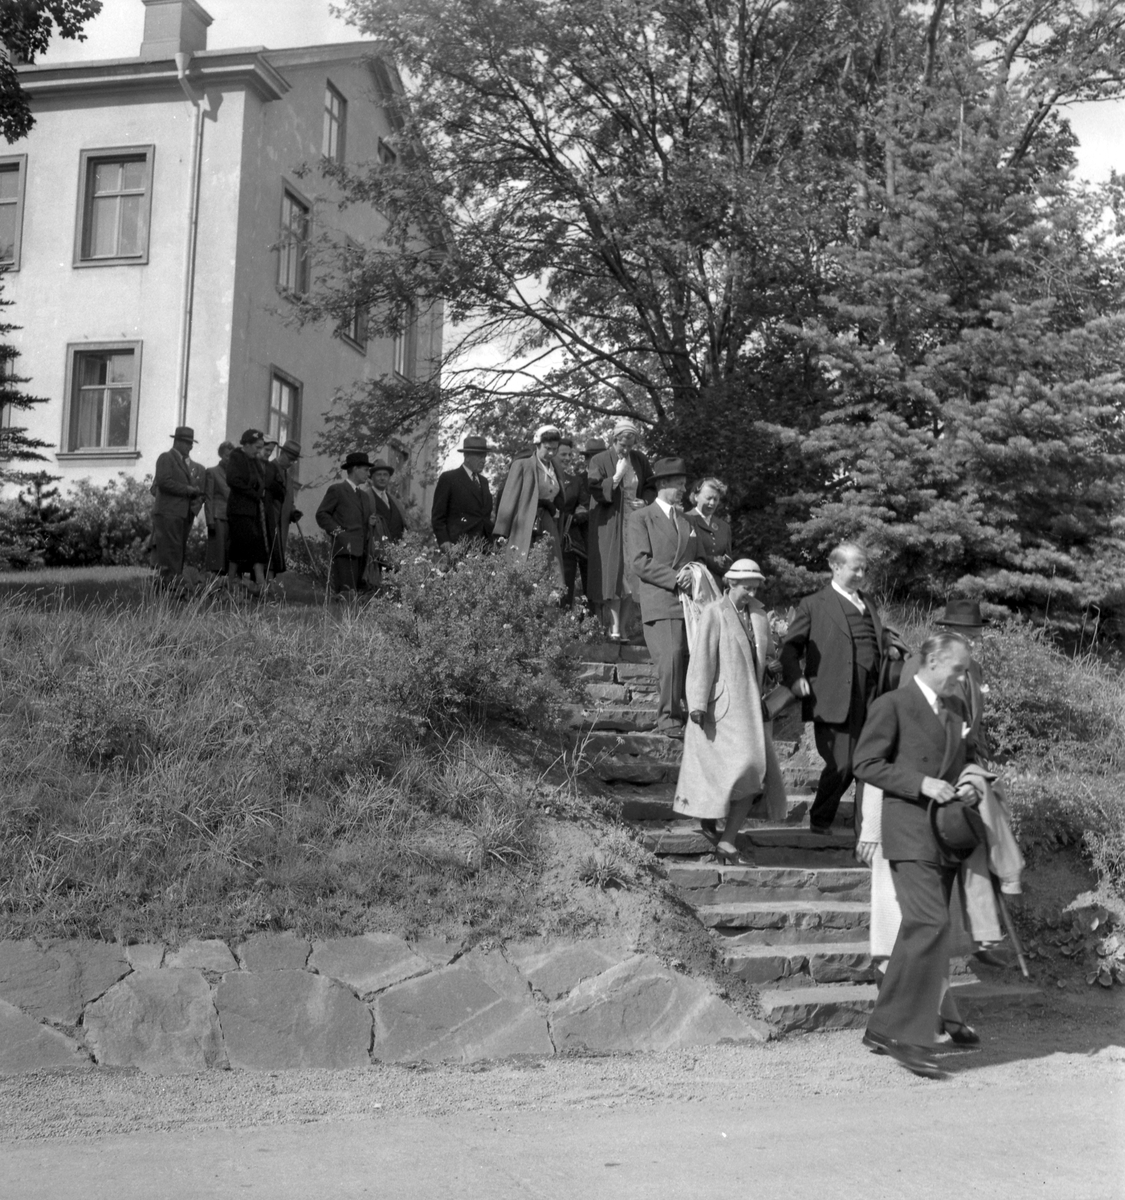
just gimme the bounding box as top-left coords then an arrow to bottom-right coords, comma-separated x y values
826,587 -> 852,635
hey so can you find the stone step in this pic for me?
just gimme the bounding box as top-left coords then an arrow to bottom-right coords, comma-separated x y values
571,706 -> 660,734
759,973 -> 1045,1035
759,983 -> 878,1032
667,863 -> 871,905
615,789 -> 814,824
578,643 -> 653,665
722,941 -> 876,988
637,821 -> 856,857
696,899 -> 870,937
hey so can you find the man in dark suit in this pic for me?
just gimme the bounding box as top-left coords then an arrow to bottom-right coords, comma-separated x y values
151,425 -> 205,581
780,542 -> 890,834
264,439 -> 302,575
431,435 -> 495,547
316,452 -> 376,596
854,631 -> 976,1078
630,457 -> 703,738
899,599 -> 992,759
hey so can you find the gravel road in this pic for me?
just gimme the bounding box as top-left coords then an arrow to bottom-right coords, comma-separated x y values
1,996 -> 1121,1199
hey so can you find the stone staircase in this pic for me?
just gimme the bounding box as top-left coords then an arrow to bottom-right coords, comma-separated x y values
573,640 -> 1042,1035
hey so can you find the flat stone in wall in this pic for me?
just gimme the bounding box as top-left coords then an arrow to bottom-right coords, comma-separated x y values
215,971 -> 371,1070
83,969 -> 226,1073
0,939 -> 129,1024
125,944 -> 165,971
165,939 -> 239,972
506,938 -> 631,1001
0,999 -> 89,1074
310,934 -> 432,997
549,955 -> 763,1053
372,959 -> 552,1063
235,933 -> 311,972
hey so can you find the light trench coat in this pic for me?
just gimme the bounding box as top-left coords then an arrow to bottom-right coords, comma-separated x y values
673,595 -> 787,821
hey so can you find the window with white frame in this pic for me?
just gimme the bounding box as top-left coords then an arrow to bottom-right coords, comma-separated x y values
75,148 -> 154,265
323,83 -> 347,163
64,344 -> 140,452
268,371 -> 301,446
393,302 -> 417,379
0,156 -> 26,269
278,189 -> 311,295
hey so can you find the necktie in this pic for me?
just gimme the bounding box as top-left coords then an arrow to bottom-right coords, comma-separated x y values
670,505 -> 680,534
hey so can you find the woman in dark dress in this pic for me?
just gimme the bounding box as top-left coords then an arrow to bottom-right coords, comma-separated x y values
225,429 -> 269,591
684,477 -> 733,578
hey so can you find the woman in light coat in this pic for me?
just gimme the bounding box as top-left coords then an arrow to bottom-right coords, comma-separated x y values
673,559 -> 788,864
493,425 -> 566,578
586,421 -> 654,639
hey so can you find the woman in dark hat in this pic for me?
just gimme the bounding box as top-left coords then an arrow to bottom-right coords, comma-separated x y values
225,429 -> 270,592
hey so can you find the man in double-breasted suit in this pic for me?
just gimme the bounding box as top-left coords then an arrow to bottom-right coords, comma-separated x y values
316,451 -> 376,595
853,632 -> 976,1078
630,457 -> 703,738
431,435 -> 495,547
780,543 -> 890,834
151,425 -> 205,580
899,599 -> 992,759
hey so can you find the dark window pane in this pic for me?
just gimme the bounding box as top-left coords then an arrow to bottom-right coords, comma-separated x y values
119,194 -> 142,256
0,208 -> 14,263
75,389 -> 103,448
107,388 -> 132,446
122,159 -> 146,191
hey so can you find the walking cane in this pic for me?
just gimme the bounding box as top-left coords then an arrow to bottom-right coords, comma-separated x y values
296,522 -> 327,584
993,883 -> 1031,979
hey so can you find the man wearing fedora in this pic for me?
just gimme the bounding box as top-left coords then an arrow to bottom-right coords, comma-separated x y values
316,452 -> 377,595
264,439 -> 303,575
899,600 -> 992,757
365,459 -> 408,544
151,425 -> 205,580
780,542 -> 893,835
431,435 -> 495,547
853,631 -> 977,1079
630,457 -> 703,738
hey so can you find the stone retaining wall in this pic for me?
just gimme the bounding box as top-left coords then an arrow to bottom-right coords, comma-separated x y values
0,934 -> 767,1074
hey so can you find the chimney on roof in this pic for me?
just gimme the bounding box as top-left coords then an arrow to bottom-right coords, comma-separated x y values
140,0 -> 213,60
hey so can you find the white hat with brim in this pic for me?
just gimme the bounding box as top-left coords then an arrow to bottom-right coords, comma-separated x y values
725,558 -> 765,582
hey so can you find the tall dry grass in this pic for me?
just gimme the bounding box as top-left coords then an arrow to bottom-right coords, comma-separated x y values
0,545 -> 584,943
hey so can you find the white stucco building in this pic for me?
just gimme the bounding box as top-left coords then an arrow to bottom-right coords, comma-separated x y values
2,0 -> 440,519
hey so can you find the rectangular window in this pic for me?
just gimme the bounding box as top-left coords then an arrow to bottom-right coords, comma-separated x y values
268,371 -> 301,446
278,189 -> 311,295
377,137 -> 397,167
393,302 -> 417,379
0,155 -> 27,270
75,147 -> 154,266
322,83 -> 347,163
338,237 -> 367,350
64,344 -> 140,452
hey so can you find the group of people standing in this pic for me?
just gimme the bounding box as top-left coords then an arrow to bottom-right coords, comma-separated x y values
150,426 -> 409,596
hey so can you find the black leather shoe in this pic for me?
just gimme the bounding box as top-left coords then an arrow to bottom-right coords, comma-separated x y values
809,823 -> 833,836
862,1029 -> 945,1079
941,1019 -> 981,1046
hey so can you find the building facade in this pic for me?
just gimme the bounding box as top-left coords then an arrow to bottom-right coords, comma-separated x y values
2,0 -> 440,526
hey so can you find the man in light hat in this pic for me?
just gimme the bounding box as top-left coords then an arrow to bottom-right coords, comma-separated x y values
630,457 -> 703,737
431,434 -> 496,547
316,452 -> 376,595
151,425 -> 205,581
264,439 -> 303,574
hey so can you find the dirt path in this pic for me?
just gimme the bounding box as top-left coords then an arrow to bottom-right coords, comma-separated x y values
1,995 -> 1121,1199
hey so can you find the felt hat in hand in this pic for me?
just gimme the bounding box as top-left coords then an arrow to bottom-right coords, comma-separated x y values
936,599 -> 991,628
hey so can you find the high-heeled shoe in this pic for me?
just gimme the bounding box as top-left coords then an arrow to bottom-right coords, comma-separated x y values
713,842 -> 756,866
698,819 -> 720,846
